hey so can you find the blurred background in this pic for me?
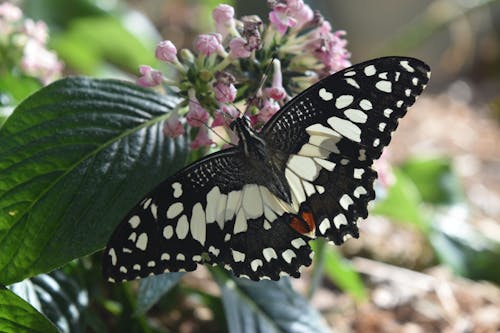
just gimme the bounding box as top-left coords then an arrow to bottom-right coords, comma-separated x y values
2,0 -> 499,332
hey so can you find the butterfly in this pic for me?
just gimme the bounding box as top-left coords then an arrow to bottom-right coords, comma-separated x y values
103,56 -> 430,281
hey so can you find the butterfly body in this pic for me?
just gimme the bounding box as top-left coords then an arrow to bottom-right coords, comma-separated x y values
104,57 -> 431,281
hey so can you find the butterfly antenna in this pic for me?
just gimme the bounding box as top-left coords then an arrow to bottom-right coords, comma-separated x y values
243,57 -> 276,116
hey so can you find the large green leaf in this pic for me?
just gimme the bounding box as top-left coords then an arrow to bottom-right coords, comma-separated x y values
0,77 -> 187,285
213,270 -> 329,333
0,285 -> 58,333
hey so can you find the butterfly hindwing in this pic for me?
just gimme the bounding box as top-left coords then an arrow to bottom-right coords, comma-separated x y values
262,56 -> 430,243
103,149 -> 312,282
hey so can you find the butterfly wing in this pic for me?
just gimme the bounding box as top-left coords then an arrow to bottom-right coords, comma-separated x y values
103,148 -> 312,282
262,56 -> 431,243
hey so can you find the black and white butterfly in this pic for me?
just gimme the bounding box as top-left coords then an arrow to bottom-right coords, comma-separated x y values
103,57 -> 430,281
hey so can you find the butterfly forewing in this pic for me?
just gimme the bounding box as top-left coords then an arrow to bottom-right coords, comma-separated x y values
262,57 -> 430,243
104,56 -> 430,282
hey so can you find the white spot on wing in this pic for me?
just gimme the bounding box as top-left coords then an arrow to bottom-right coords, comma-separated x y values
263,247 -> 277,262
191,203 -> 206,245
364,65 -> 376,76
215,192 -> 227,229
313,157 -> 336,171
344,70 -> 356,76
340,194 -> 354,210
354,168 -> 365,179
384,108 -> 393,117
316,185 -> 325,194
163,225 -> 173,239
205,186 -> 220,224
136,233 -> 148,251
306,123 -> 341,137
346,78 -> 360,89
167,202 -> 183,219
344,108 -> 367,123
108,248 -> 117,266
287,155 -> 321,182
242,184 -> 263,219
172,182 -> 182,198
359,99 -> 373,110
282,249 -> 297,264
285,168 -> 306,204
232,250 -> 245,262
375,80 -> 392,93
176,215 -> 189,239
251,259 -> 263,272
319,218 -> 331,234
234,209 -> 248,234
354,186 -> 368,198
291,238 -> 307,249
225,190 -> 242,221
335,95 -> 354,109
145,207 -> 154,224
333,214 -> 348,228
318,88 -> 333,101
327,116 -> 361,142
128,215 -> 140,228
400,60 -> 415,72
302,180 -> 316,197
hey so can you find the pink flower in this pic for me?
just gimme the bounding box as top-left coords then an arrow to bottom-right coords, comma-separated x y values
21,39 -> 63,84
308,30 -> 351,72
255,99 -> 280,124
264,59 -> 286,101
212,105 -> 240,127
269,3 -> 296,35
194,33 -> 224,56
186,99 -> 210,127
229,37 -> 252,59
163,113 -> 185,137
23,19 -> 48,44
295,4 -> 314,28
212,4 -> 234,24
155,40 -> 178,63
286,0 -> 305,14
0,2 -> 22,22
212,4 -> 235,37
191,126 -> 213,149
136,65 -> 163,87
214,82 -> 237,103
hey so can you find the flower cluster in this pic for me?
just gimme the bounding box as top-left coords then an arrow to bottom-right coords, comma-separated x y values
137,0 -> 351,150
0,2 -> 63,85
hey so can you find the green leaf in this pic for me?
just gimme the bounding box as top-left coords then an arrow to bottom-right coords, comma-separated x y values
0,77 -> 187,285
213,269 -> 329,333
400,157 -> 463,204
372,169 -> 429,232
323,247 -> 367,301
430,205 -> 500,283
136,272 -> 185,315
52,16 -> 157,75
0,285 -> 58,333
9,271 -> 88,333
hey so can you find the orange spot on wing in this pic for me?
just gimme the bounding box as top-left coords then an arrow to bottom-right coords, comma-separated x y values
290,210 -> 316,236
